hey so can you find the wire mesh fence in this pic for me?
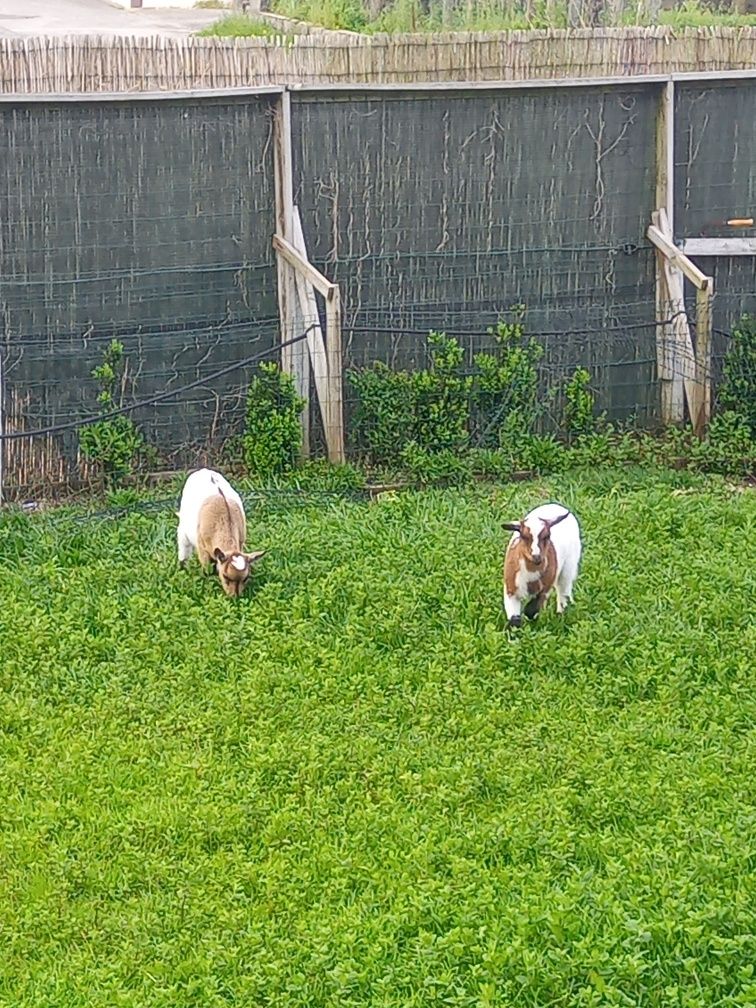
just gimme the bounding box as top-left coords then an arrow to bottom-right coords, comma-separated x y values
0,94 -> 280,494
674,78 -> 756,393
0,79 -> 754,499
292,85 -> 662,433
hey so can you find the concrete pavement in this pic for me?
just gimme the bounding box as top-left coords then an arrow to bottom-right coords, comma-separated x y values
0,0 -> 224,37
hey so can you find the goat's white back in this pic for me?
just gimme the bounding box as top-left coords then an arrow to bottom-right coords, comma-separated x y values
177,468 -> 245,549
517,502 -> 581,573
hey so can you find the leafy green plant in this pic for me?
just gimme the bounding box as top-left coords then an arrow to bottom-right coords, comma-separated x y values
509,432 -> 566,473
719,313 -> 756,438
471,310 -> 544,448
469,447 -> 515,480
349,310 -> 755,487
688,410 -> 755,477
467,434 -> 565,478
243,361 -> 306,479
272,0 -> 368,30
348,361 -> 415,465
196,13 -> 291,36
563,366 -> 605,436
349,332 -> 472,465
562,426 -> 637,468
275,458 -> 365,492
563,419 -> 755,478
410,332 -> 472,453
78,340 -> 153,486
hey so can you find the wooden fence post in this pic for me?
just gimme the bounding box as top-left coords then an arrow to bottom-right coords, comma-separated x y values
272,231 -> 345,464
291,207 -> 331,441
273,89 -> 310,455
325,286 -> 345,465
694,283 -> 713,437
648,209 -> 714,437
654,79 -> 684,425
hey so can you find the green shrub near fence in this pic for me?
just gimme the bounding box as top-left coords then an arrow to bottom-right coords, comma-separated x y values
345,314 -> 755,485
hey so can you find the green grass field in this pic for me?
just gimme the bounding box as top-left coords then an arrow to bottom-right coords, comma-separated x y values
1,466 -> 755,1006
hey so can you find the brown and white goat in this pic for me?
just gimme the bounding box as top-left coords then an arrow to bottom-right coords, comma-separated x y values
502,502 -> 581,627
177,468 -> 265,597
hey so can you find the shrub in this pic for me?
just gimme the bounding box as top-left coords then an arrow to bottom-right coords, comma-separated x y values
410,333 -> 472,454
196,14 -> 289,37
689,410 -> 755,477
78,340 -> 153,486
718,313 -> 756,438
272,0 -> 367,30
471,311 -> 543,448
348,361 -> 415,465
350,316 -> 553,468
345,313 -> 747,485
243,362 -> 306,480
349,332 -> 472,464
563,366 -> 605,436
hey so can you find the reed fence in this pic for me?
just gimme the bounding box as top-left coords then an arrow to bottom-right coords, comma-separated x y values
0,27 -> 754,92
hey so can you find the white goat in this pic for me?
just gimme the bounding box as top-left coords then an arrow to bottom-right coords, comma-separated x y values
502,502 -> 581,627
177,468 -> 264,597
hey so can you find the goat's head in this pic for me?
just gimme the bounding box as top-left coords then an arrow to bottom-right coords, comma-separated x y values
214,548 -> 265,597
503,511 -> 569,567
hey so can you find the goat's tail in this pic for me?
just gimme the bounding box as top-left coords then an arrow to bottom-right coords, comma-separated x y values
212,475 -> 235,524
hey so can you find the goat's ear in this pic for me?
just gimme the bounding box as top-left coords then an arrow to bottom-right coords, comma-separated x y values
546,511 -> 569,529
503,522 -> 521,532
245,550 -> 266,564
214,548 -> 227,563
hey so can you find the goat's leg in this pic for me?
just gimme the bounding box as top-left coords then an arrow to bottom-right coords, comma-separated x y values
196,545 -> 215,575
523,594 -> 541,620
503,592 -> 524,628
555,562 -> 578,614
525,590 -> 554,620
177,530 -> 194,568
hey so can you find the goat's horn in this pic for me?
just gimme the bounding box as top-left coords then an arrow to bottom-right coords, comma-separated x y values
546,511 -> 570,528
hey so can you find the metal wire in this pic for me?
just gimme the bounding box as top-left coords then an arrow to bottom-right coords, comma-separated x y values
0,328 -> 314,443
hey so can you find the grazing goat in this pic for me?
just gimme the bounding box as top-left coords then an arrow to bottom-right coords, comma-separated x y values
502,502 -> 581,628
177,468 -> 265,597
